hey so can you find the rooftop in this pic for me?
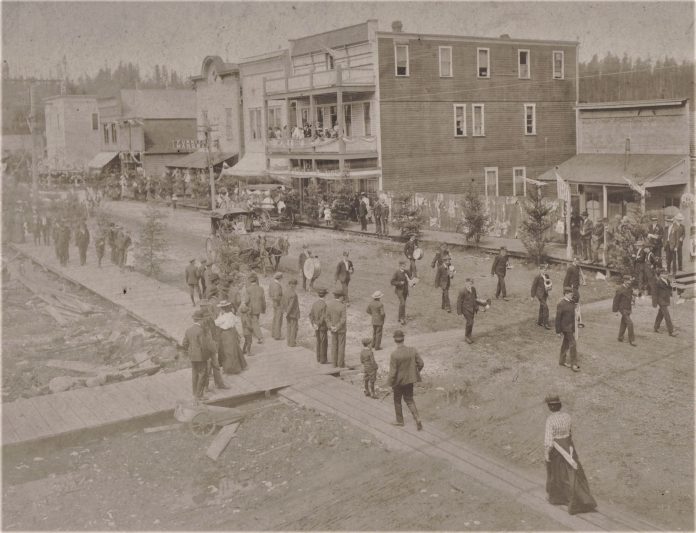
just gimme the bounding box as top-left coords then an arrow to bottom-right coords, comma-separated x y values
576,98 -> 688,110
119,89 -> 197,120
375,30 -> 578,46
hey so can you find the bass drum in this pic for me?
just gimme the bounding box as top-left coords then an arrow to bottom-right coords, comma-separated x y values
413,247 -> 423,260
303,257 -> 322,281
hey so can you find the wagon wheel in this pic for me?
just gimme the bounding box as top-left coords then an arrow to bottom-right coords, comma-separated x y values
259,210 -> 272,232
190,411 -> 217,437
205,236 -> 217,264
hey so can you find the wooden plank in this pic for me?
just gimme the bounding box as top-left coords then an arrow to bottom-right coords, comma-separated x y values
151,372 -> 191,401
70,386 -> 134,423
58,390 -> 104,427
45,392 -> 89,429
6,400 -> 54,442
96,383 -> 150,420
117,379 -> 172,413
2,412 -> 21,443
206,422 -> 240,461
26,395 -> 79,435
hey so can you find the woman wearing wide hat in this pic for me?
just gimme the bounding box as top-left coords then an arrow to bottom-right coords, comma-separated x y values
214,300 -> 247,375
544,394 -> 597,515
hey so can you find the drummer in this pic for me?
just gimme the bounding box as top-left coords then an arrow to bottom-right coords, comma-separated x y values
299,244 -> 312,292
404,235 -> 420,278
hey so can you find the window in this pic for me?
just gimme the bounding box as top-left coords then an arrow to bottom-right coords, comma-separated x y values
439,46 -> 453,77
268,107 -> 282,129
343,104 -> 352,137
477,48 -> 490,78
225,108 -> 234,140
664,197 -> 680,208
300,107 -> 309,127
325,53 -> 335,70
484,167 -> 498,197
395,44 -> 409,76
524,103 -> 536,135
201,109 -> 208,125
329,105 -> 337,128
553,51 -> 564,79
518,50 -> 530,79
363,102 -> 371,136
249,108 -> 262,140
472,104 -> 485,136
513,167 -> 526,197
585,192 -> 601,222
111,123 -> 117,144
103,124 -> 109,144
91,113 -> 99,131
315,107 -> 324,128
453,104 -> 466,137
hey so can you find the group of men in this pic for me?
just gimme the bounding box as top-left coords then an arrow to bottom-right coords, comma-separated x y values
353,193 -> 390,236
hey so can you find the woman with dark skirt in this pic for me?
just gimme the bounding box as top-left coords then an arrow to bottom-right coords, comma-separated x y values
214,300 -> 247,375
544,394 -> 597,515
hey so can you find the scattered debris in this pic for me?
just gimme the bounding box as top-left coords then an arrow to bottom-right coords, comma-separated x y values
143,423 -> 183,434
48,376 -> 76,393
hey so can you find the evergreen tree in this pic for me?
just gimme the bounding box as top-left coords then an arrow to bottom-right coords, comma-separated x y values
460,190 -> 490,246
520,186 -> 554,265
135,203 -> 169,276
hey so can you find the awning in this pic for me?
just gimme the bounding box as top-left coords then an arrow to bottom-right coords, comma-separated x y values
87,152 -> 119,169
538,154 -> 687,188
165,151 -> 237,169
267,168 -> 381,180
221,152 -> 267,178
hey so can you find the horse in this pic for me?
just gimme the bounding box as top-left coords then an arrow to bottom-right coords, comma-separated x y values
265,235 -> 290,271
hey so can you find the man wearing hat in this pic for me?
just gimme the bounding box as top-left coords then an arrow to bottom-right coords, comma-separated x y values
491,246 -> 510,300
246,273 -> 266,344
358,194 -> 368,231
309,287 -> 329,363
674,213 -> 686,271
325,288 -> 347,367
182,308 -> 217,400
438,256 -> 453,312
579,211 -> 593,262
366,290 -> 386,350
387,330 -> 424,430
664,215 -> 684,275
530,263 -> 551,329
456,278 -> 480,344
391,259 -> 410,326
612,275 -> 636,346
298,244 -> 311,292
431,243 -> 451,287
197,258 -> 208,298
652,267 -> 677,337
269,272 -> 284,340
555,286 -> 580,371
404,234 -> 419,278
633,241 -> 649,295
185,259 -> 200,306
646,215 -> 663,264
284,279 -> 300,347
563,257 -> 582,308
335,251 -> 354,304
591,217 -> 607,264
570,209 -> 582,257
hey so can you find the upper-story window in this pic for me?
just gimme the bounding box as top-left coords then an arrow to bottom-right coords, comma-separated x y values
553,51 -> 565,79
439,46 -> 453,77
472,104 -> 485,136
225,108 -> 234,140
103,124 -> 109,145
395,44 -> 409,76
477,48 -> 490,78
518,50 -> 530,79
453,104 -> 466,137
325,53 -> 335,71
249,108 -> 262,140
524,103 -> 536,135
363,102 -> 372,136
91,113 -> 99,131
111,123 -> 117,144
201,110 -> 209,125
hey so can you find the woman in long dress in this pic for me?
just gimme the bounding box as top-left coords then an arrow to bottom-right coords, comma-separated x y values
214,301 -> 247,375
544,394 -> 597,515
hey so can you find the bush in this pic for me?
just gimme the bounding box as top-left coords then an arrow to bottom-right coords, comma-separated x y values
135,203 -> 169,276
607,204 -> 649,275
391,192 -> 426,238
460,190 -> 491,246
520,187 -> 554,264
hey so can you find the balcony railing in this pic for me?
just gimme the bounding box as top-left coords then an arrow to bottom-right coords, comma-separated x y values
267,135 -> 377,155
265,67 -> 375,95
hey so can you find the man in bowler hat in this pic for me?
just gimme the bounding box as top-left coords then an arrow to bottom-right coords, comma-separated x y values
387,330 -> 424,430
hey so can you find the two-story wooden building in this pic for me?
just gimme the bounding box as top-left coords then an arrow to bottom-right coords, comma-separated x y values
44,95 -> 101,172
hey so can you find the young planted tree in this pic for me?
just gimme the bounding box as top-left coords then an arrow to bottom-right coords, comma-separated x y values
606,203 -> 650,275
392,192 -> 426,238
135,203 -> 169,276
460,190 -> 491,246
520,186 -> 554,264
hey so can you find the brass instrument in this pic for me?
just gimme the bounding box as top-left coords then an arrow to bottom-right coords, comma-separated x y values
475,297 -> 492,311
404,272 -> 419,288
543,273 -> 553,293
447,264 -> 456,279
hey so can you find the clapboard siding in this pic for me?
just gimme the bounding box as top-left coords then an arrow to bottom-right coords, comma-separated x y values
377,36 -> 577,195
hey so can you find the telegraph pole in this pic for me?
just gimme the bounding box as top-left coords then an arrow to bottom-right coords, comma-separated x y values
29,83 -> 39,211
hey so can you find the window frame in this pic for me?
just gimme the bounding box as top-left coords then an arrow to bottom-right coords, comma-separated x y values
472,103 -> 485,137
395,43 -> 410,77
518,49 -> 530,79
363,102 -> 372,136
111,123 -> 117,144
453,104 -> 466,137
477,47 -> 490,78
103,124 -> 109,145
484,167 -> 499,197
325,53 -> 335,71
552,50 -> 565,80
513,166 -> 527,197
439,46 -> 453,78
524,103 -> 537,135
225,108 -> 234,140
91,113 -> 99,131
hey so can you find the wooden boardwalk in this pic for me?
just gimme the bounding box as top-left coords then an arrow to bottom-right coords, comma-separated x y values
280,374 -> 663,532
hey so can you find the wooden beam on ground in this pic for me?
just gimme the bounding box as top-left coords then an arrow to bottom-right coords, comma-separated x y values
206,422 -> 240,461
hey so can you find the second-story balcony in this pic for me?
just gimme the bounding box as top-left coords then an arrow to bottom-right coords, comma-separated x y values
265,66 -> 375,97
267,135 -> 377,156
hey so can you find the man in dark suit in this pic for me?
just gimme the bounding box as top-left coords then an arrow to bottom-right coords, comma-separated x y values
387,329 -> 424,430
246,273 -> 266,344
555,286 -> 579,372
373,201 -> 383,236
579,211 -> 593,262
664,216 -> 681,275
491,246 -> 510,300
431,243 -> 450,287
309,287 -> 329,363
335,251 -> 354,304
404,235 -> 419,277
612,275 -> 636,346
646,215 -> 663,265
284,279 -> 300,347
674,213 -> 686,271
391,259 -> 410,325
185,259 -> 200,306
652,268 -> 677,337
269,272 -> 284,340
592,217 -> 606,264
197,259 -> 207,298
182,308 -> 217,401
563,257 -> 581,303
75,222 -> 90,266
366,290 -> 385,350
325,289 -> 347,367
298,244 -> 311,291
457,278 -> 480,344
359,199 -> 368,231
438,256 -> 452,312
530,263 -> 551,329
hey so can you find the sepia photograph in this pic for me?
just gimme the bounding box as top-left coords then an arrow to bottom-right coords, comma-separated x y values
1,1 -> 694,530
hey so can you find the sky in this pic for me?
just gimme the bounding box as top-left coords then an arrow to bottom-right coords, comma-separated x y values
2,1 -> 694,80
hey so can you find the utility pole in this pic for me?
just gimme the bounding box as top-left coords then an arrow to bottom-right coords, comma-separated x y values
29,83 -> 39,212
201,119 -> 217,210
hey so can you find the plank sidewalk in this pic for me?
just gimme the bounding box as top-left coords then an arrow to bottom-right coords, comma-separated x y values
280,374 -> 664,532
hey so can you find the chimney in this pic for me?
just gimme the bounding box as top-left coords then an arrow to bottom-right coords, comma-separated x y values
391,20 -> 403,33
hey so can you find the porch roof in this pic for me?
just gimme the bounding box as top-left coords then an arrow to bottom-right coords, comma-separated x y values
538,154 -> 688,188
164,151 -> 237,169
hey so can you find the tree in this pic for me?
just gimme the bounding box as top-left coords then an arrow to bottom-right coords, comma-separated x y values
520,186 -> 554,265
135,203 -> 169,276
392,191 -> 426,238
606,204 -> 649,276
460,190 -> 490,246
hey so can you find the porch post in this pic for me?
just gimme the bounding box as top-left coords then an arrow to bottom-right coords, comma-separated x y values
309,95 -> 316,138
602,185 -> 608,267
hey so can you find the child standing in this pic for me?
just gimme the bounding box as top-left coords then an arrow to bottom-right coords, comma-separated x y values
324,205 -> 332,226
360,337 -> 378,398
238,303 -> 253,356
